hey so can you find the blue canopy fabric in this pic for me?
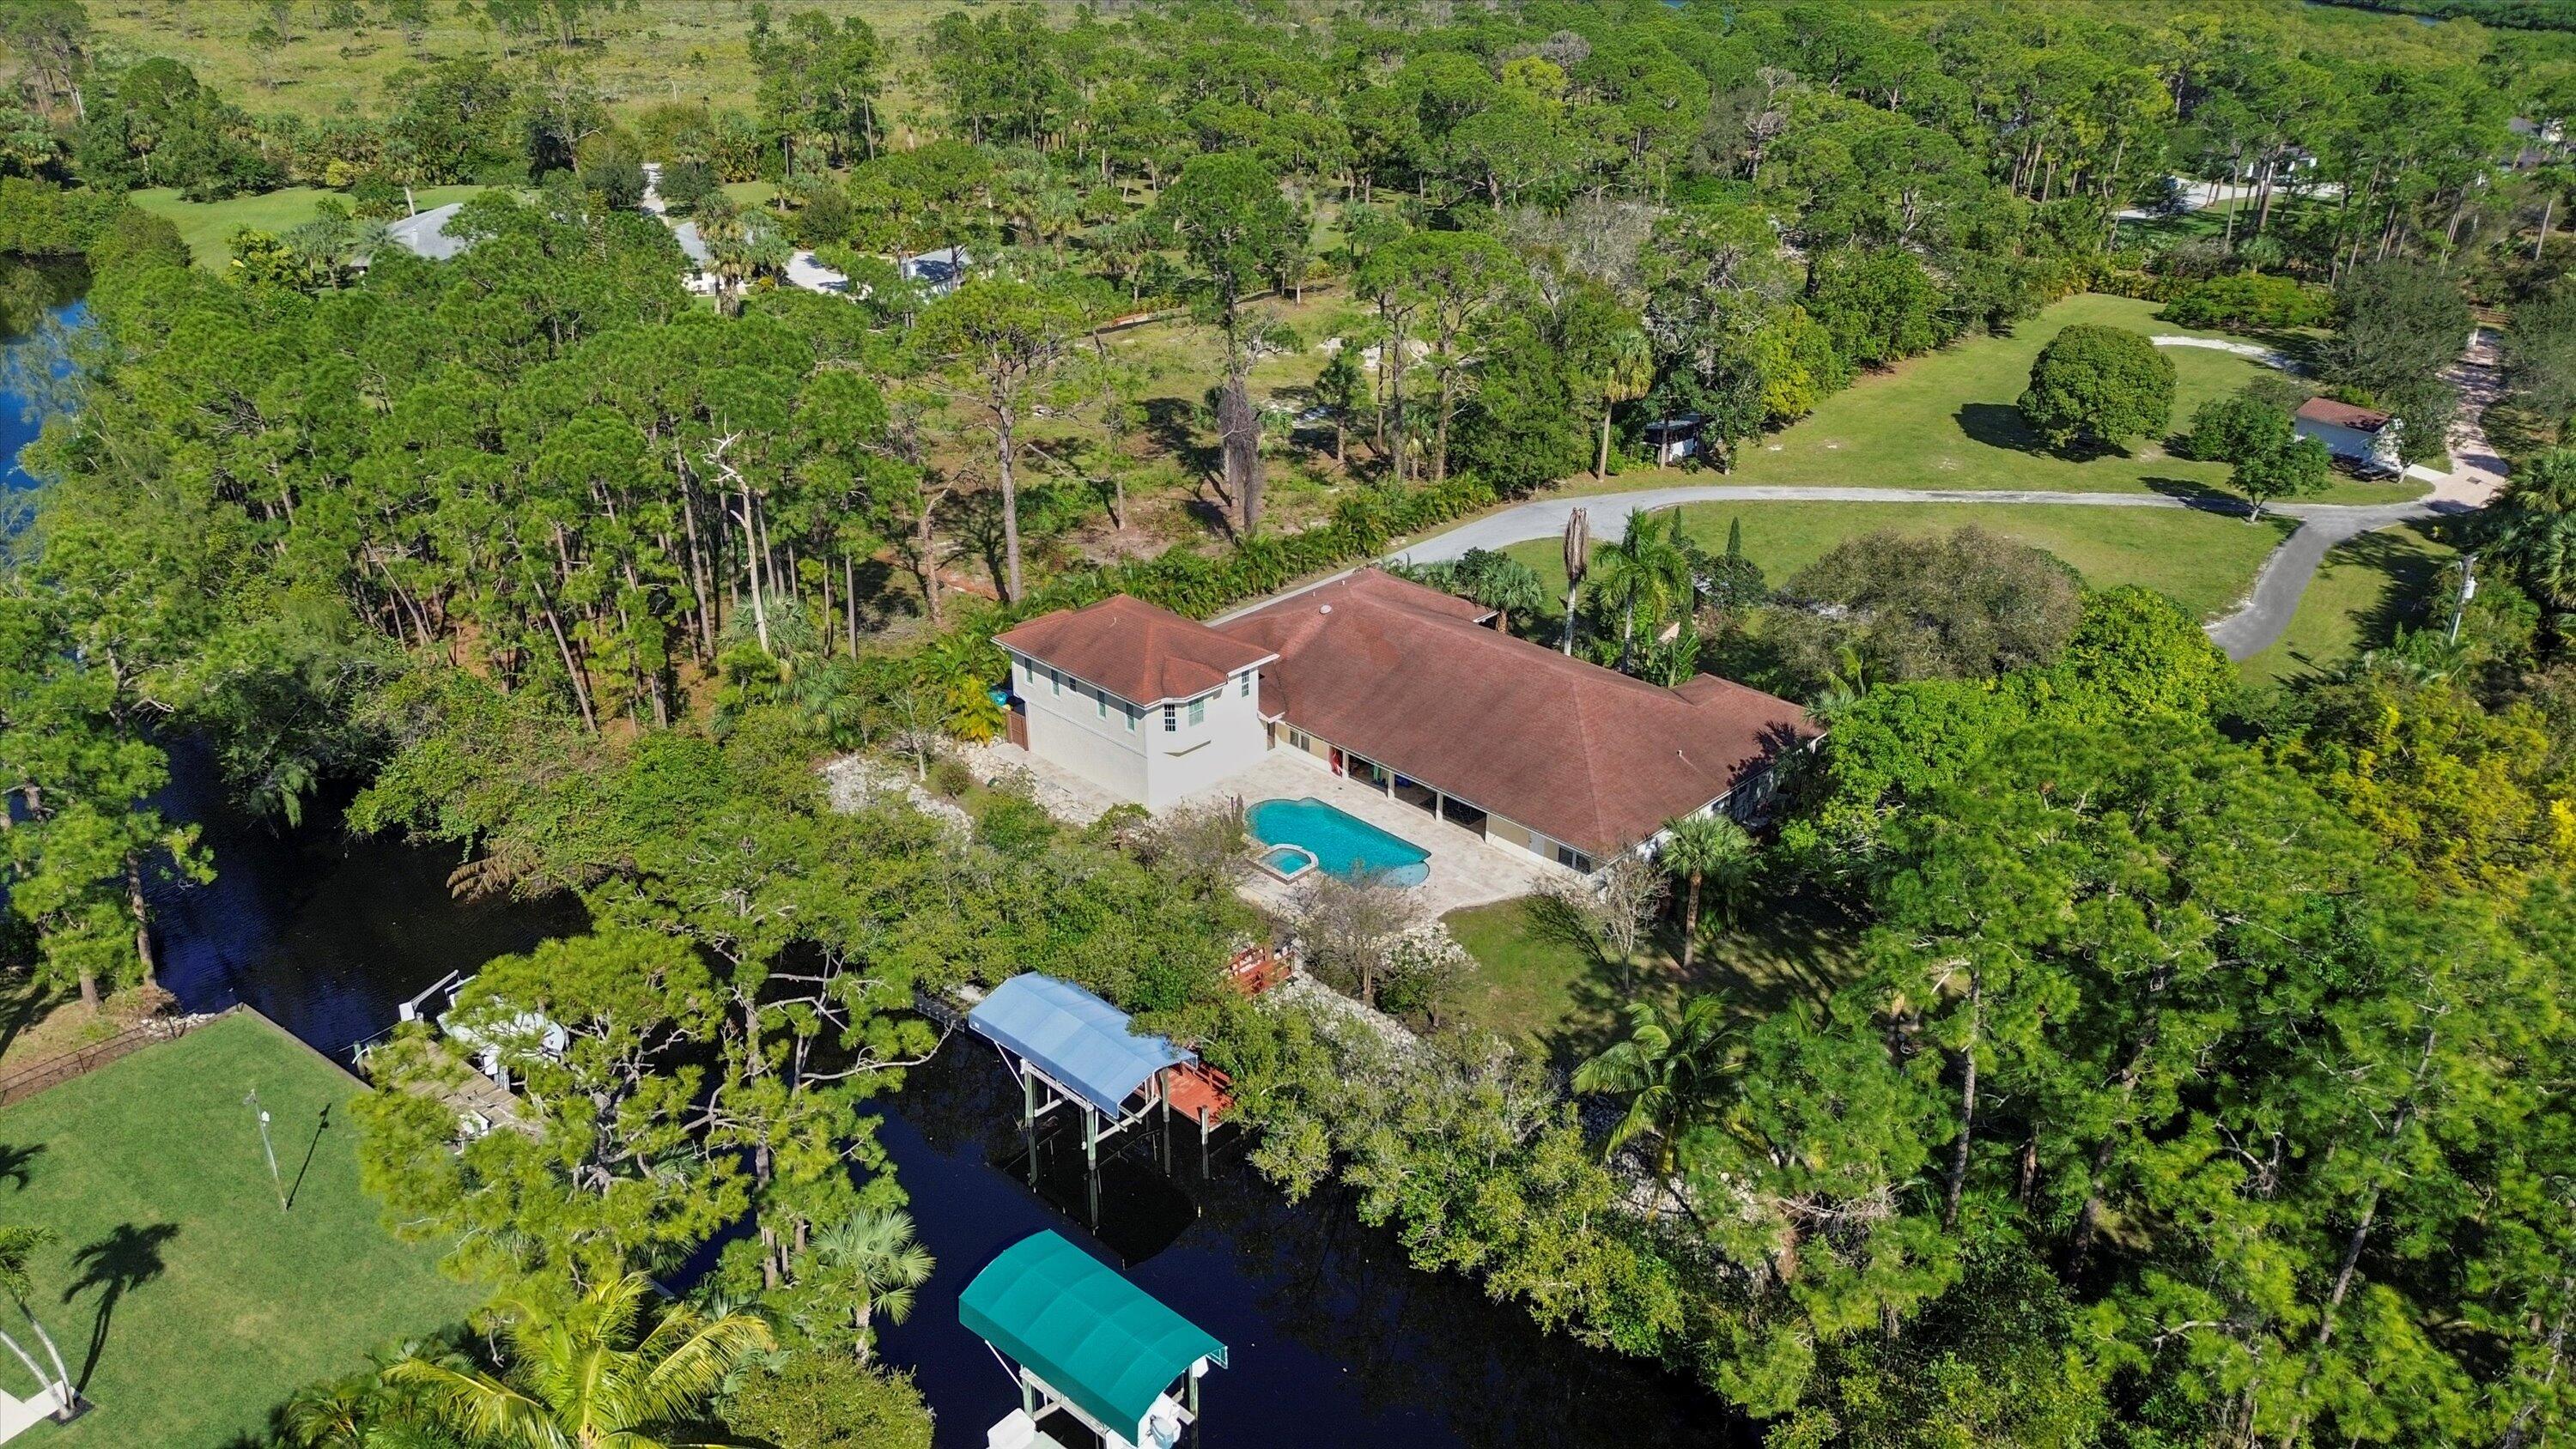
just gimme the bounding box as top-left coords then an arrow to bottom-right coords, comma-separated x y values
960,1231 -> 1226,1437
968,973 -> 1196,1118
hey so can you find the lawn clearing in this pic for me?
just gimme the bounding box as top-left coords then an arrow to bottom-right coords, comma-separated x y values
1445,893 -> 1862,1069
0,1011 -> 480,1449
1713,294 -> 2421,505
2240,520 -> 2464,685
131,185 -> 489,269
1501,500 -> 2295,622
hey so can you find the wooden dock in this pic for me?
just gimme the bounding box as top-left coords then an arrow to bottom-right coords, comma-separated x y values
434,1066 -> 530,1135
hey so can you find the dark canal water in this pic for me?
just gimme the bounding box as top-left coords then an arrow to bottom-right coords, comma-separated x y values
141,766 -> 1739,1448
10,276 -> 1741,1449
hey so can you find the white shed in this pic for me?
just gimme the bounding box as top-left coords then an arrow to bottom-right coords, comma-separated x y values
2294,397 -> 2404,476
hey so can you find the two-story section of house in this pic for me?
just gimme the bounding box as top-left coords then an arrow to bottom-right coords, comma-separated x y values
994,597 -> 1279,810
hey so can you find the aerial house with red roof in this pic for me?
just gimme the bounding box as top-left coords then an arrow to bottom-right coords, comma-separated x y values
994,568 -> 1814,878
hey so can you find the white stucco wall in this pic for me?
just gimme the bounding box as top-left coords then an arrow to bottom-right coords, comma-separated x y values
2296,416 -> 2403,473
1010,655 -> 1268,810
1014,658 -> 1150,803
1140,669 -> 1267,809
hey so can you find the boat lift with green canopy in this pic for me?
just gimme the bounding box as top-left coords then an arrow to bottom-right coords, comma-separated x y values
961,1230 -> 1228,1449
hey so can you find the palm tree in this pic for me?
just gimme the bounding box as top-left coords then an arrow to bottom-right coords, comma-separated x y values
1589,507 -> 1694,671
283,1355 -> 465,1449
1594,327 -> 1654,480
1030,183 -> 1084,262
2498,510 -> 2576,627
388,1272 -> 774,1449
1572,996 -> 1742,1217
283,1375 -> 375,1449
0,1227 -> 72,1418
1808,642 -> 1879,721
700,202 -> 791,318
2489,448 -> 2576,626
1658,815 -> 1754,973
1560,506 -> 1589,655
1454,549 -> 1548,634
788,1208 -> 935,1363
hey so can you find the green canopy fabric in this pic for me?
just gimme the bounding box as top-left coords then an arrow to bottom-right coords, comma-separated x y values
959,1231 -> 1228,1437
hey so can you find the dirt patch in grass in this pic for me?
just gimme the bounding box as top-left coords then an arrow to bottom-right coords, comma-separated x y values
0,978 -> 172,1078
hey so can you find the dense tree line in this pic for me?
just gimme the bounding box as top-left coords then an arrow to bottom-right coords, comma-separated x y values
2314,0 -> 2576,34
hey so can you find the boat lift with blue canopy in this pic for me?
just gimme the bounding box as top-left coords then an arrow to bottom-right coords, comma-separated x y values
961,1230 -> 1227,1449
969,973 -> 1197,1171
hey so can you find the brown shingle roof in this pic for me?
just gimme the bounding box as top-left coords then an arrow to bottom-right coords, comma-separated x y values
1217,570 -> 1816,857
994,595 -> 1276,706
2296,397 -> 2395,432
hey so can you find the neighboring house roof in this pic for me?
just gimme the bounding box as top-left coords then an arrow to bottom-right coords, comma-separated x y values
1215,569 -> 1816,857
382,203 -> 469,261
784,249 -> 850,293
2296,397 -> 2397,432
899,246 -> 970,288
995,595 -> 1277,706
669,218 -> 711,266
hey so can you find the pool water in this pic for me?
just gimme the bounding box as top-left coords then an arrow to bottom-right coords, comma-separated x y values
1258,845 -> 1316,880
1247,797 -> 1431,887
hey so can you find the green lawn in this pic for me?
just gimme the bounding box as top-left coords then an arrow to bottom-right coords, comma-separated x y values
1698,293 -> 2420,506
1446,893 -> 1862,1068
2239,521 -> 2464,685
131,185 -> 490,268
0,1012 -> 481,1448
1502,500 -> 2296,622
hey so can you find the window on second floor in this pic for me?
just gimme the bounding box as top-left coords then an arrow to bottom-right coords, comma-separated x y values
1163,703 -> 1177,732
1240,674 -> 1252,697
1188,697 -> 1206,726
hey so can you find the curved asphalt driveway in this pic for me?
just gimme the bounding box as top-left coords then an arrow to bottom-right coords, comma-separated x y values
1388,485 -> 2473,662
1390,333 -> 2508,663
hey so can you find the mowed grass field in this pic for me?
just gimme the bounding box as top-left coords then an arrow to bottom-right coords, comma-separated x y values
1502,500 -> 2296,623
2239,520 -> 2464,684
1712,294 -> 2421,503
132,185 -> 489,268
0,1013 -> 480,1449
85,0 -> 987,127
1445,894 -> 1862,1067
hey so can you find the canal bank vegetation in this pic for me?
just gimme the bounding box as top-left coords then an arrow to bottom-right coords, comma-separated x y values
5,1 -> 2576,1444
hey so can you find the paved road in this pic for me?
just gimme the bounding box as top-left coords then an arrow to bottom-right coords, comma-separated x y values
2153,334 -> 2306,373
2201,499 -> 2460,658
1390,485 -> 2473,662
1390,331 -> 2510,663
1391,484 -> 2235,566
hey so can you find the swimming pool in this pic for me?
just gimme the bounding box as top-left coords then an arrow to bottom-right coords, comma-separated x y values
1246,797 -> 1431,887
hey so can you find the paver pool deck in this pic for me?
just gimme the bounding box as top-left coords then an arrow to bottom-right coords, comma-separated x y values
966,741 -> 1570,918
